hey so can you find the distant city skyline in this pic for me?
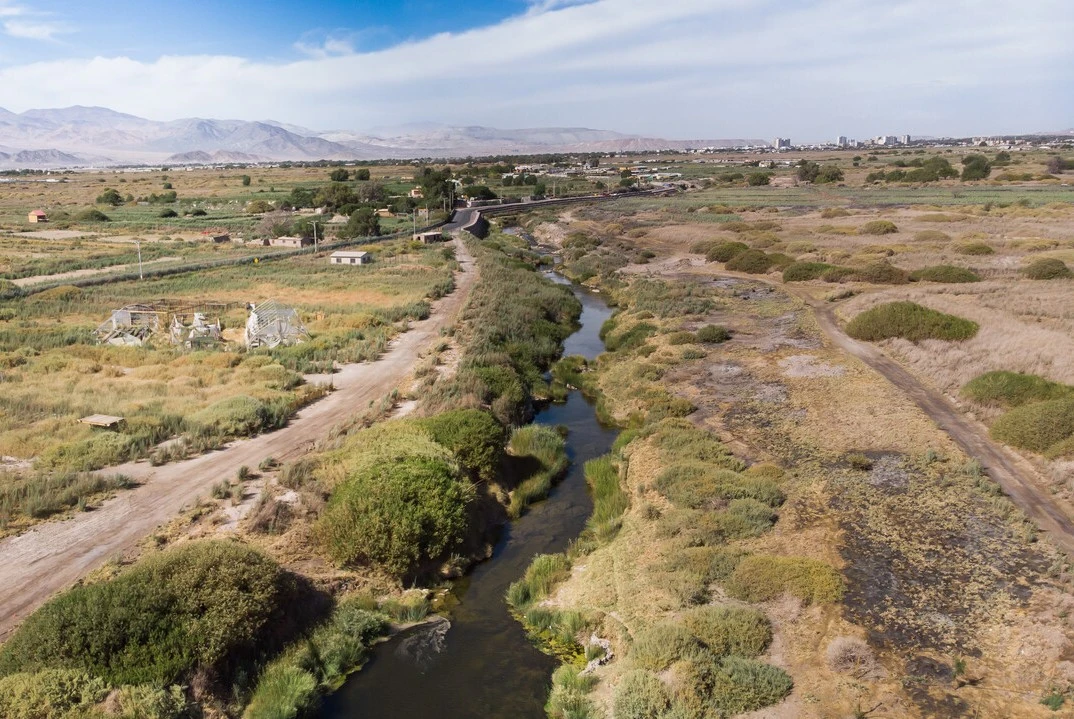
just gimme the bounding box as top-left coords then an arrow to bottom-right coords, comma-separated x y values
0,0 -> 1070,139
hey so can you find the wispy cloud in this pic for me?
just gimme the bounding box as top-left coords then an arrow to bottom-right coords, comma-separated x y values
0,0 -> 1068,137
0,2 -> 69,41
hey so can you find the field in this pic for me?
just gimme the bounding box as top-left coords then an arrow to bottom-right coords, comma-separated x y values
512,177 -> 1074,717
0,237 -> 455,534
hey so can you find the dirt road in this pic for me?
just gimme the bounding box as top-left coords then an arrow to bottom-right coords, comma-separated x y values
626,254 -> 1074,555
0,239 -> 476,638
13,256 -> 182,287
806,299 -> 1074,556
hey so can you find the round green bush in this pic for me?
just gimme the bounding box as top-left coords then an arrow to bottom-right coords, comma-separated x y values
74,208 -> 111,222
725,250 -> 776,274
846,301 -> 978,342
681,605 -> 772,657
991,397 -> 1074,454
782,261 -> 834,282
962,371 -> 1073,408
705,241 -> 749,263
696,324 -> 732,343
0,541 -> 302,685
955,242 -> 995,255
850,261 -> 909,284
909,265 -> 981,283
419,409 -> 506,482
317,455 -> 475,576
859,220 -> 898,235
1023,258 -> 1073,280
613,670 -> 671,719
914,230 -> 951,243
631,622 -> 699,671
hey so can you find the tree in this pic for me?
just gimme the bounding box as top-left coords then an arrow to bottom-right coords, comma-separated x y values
747,172 -> 771,186
533,182 -> 547,196
796,161 -> 820,183
288,187 -> 315,209
329,168 -> 350,182
241,175 -> 251,186
961,154 -> 992,181
816,165 -> 845,184
96,188 -> 123,206
502,175 -> 514,187
465,185 -> 498,201
355,168 -> 371,181
338,208 -> 380,238
313,182 -> 357,211
162,182 -> 173,190
1046,156 -> 1064,175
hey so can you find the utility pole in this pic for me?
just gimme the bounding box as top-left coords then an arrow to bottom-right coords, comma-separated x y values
312,221 -> 318,254
137,239 -> 143,280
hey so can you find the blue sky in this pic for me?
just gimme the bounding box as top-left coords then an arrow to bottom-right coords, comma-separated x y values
0,0 -> 1071,140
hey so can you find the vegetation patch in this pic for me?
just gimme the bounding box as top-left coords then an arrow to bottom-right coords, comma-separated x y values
962,371 -> 1073,409
725,554 -> 845,604
1023,258 -> 1073,280
783,261 -> 837,282
0,541 -> 314,686
725,250 -> 778,274
846,301 -> 979,342
859,220 -> 899,235
849,261 -> 909,284
955,242 -> 995,256
704,241 -> 749,263
696,324 -> 732,343
507,424 -> 569,517
990,397 -> 1074,455
909,265 -> 981,283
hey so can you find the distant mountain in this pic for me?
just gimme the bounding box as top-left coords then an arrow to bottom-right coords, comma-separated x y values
0,105 -> 763,168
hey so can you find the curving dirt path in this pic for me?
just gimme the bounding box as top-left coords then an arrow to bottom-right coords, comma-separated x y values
12,256 -> 182,287
0,238 -> 476,638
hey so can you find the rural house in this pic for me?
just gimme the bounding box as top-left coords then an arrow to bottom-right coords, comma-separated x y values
330,250 -> 371,265
27,210 -> 48,223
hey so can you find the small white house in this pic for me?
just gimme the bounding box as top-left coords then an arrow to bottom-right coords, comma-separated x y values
330,250 -> 371,266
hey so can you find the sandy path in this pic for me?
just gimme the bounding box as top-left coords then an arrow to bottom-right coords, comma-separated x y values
13,256 -> 182,287
0,238 -> 475,638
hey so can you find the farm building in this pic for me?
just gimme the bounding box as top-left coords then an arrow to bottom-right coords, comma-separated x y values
269,236 -> 313,248
330,251 -> 371,265
414,231 -> 444,244
27,210 -> 48,223
244,300 -> 309,349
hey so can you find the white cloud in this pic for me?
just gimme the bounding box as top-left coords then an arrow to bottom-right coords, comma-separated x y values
4,18 -> 63,40
0,0 -> 1068,137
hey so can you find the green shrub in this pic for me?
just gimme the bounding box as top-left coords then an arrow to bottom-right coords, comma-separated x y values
0,279 -> 21,301
850,261 -> 909,284
613,671 -> 671,719
859,220 -> 898,235
420,409 -> 506,482
782,261 -> 835,282
820,207 -> 849,218
705,241 -> 749,263
0,669 -> 109,719
909,265 -> 980,283
914,230 -> 951,243
681,605 -> 772,658
955,242 -> 994,255
708,655 -> 794,716
845,301 -> 979,342
0,541 -> 306,685
962,371 -> 1073,408
606,322 -> 657,352
243,664 -> 318,719
696,324 -> 732,343
725,555 -> 844,604
507,424 -> 569,516
506,553 -> 571,609
546,664 -> 595,719
1023,258 -> 1073,280
991,397 -> 1074,454
190,395 -> 271,438
75,208 -> 111,222
666,331 -> 697,345
656,463 -> 784,509
317,455 -> 474,576
726,250 -> 776,274
631,622 -> 699,671
585,456 -> 628,542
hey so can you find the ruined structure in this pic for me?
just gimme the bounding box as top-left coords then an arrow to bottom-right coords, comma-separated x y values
244,300 -> 309,349
95,304 -> 163,346
95,301 -> 230,348
170,312 -> 223,348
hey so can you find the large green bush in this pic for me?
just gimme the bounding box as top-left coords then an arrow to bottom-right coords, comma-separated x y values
317,455 -> 474,576
991,397 -> 1074,454
630,623 -> 699,671
613,671 -> 671,719
0,541 -> 304,686
909,265 -> 981,283
725,250 -> 777,274
705,241 -> 749,263
681,605 -> 772,657
962,371 -> 1073,408
420,409 -> 506,482
782,261 -> 836,282
955,242 -> 994,256
845,301 -> 978,342
850,261 -> 909,284
859,220 -> 898,235
1023,258 -> 1073,280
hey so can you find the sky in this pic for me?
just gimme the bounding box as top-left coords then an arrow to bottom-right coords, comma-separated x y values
0,0 -> 1071,140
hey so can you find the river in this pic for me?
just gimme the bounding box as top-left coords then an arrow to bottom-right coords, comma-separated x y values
318,274 -> 616,719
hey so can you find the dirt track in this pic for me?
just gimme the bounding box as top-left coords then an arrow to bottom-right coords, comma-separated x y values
627,254 -> 1074,556
0,239 -> 476,638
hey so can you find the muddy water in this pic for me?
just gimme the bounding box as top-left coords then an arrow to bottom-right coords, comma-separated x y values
319,276 -> 616,719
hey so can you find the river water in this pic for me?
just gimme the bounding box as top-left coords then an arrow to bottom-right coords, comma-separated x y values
318,275 -> 616,719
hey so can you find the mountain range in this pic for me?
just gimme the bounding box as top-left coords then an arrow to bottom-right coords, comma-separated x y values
0,106 -> 761,168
